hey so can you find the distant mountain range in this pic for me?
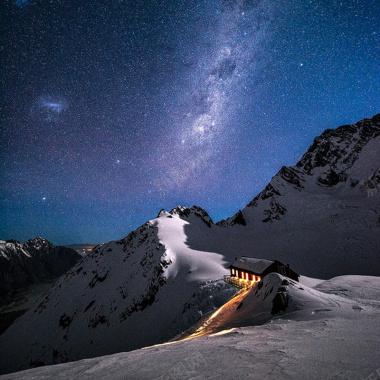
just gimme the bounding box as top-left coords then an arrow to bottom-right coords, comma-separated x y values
0,238 -> 81,306
0,114 -> 379,375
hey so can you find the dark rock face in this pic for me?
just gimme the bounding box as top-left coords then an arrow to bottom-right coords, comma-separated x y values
364,168 -> 380,197
262,200 -> 287,223
231,210 -> 247,226
5,239 -> 21,245
23,238 -> 80,279
317,168 -> 342,186
0,221 -> 175,372
297,114 -> 380,175
278,166 -> 305,189
285,114 -> 380,189
169,205 -> 214,228
271,291 -> 289,314
85,222 -> 170,328
0,238 -> 81,305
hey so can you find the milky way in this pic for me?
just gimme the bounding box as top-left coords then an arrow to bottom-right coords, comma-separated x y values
155,0 -> 277,193
1,0 -> 378,244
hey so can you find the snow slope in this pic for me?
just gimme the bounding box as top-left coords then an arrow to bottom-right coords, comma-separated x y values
2,274 -> 379,380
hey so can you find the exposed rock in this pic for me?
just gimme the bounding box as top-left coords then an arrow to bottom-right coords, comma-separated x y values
278,166 -> 305,188
230,210 -> 247,226
271,291 -> 288,314
169,205 -> 214,227
262,199 -> 287,223
297,114 -> 380,175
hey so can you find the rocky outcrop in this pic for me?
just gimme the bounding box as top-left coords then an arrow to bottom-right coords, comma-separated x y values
168,205 -> 214,228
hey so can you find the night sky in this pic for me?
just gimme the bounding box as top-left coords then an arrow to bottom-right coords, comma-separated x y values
1,0 -> 379,245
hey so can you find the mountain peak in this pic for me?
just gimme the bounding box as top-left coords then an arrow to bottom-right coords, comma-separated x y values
167,205 -> 213,227
5,239 -> 21,245
157,209 -> 170,218
1,115 -> 379,375
0,237 -> 81,312
169,205 -> 189,217
23,237 -> 54,252
296,113 -> 380,175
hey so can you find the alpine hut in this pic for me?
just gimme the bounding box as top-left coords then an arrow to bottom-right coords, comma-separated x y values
224,256 -> 299,289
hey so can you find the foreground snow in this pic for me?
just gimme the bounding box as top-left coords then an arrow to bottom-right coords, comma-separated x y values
4,318 -> 376,380
2,274 -> 379,380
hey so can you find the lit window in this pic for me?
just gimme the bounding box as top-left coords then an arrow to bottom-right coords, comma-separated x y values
231,268 -> 235,275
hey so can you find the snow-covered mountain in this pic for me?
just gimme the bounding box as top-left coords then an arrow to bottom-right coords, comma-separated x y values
0,114 -> 379,375
0,207 -> 236,374
224,113 -> 380,226
0,238 -> 81,306
214,113 -> 380,278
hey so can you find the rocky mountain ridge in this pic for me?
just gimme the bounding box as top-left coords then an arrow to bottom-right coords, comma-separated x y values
219,114 -> 380,226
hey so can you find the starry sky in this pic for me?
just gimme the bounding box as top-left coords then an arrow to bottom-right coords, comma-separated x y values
1,0 -> 379,245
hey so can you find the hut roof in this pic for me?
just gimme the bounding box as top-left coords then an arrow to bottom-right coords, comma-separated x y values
230,257 -> 274,275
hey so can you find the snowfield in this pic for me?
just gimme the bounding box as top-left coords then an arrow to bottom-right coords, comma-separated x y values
1,273 -> 379,380
156,208 -> 228,282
